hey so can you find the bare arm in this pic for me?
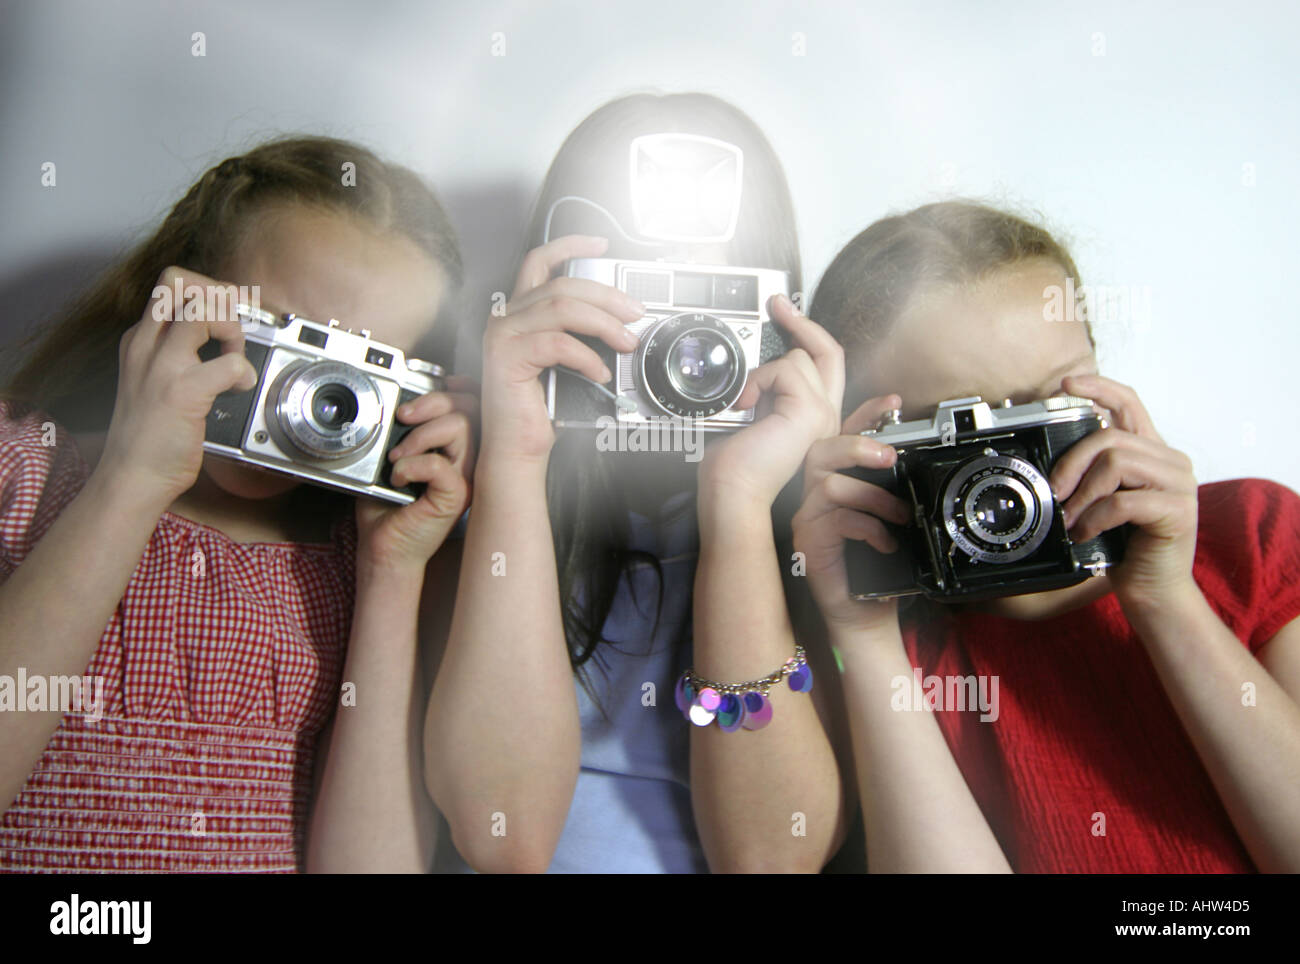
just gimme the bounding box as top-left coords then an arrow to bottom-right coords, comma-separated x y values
422,236 -> 643,872
835,616 -> 1012,873
305,561 -> 435,872
1,268 -> 257,812
690,298 -> 852,872
792,390 -> 1011,873
1052,373 -> 1300,871
691,495 -> 850,871
790,387 -> 1013,878
423,454 -> 579,872
1124,595 -> 1300,872
0,468 -> 164,810
306,384 -> 476,873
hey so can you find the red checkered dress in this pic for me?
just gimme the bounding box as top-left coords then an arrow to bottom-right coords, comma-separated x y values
0,401 -> 354,872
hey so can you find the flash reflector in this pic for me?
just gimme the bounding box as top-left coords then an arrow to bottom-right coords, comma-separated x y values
628,133 -> 744,244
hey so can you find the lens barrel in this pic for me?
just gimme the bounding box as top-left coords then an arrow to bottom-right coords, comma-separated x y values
638,312 -> 747,419
274,360 -> 383,460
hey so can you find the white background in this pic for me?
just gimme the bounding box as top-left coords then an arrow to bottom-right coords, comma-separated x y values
2,0 -> 1296,488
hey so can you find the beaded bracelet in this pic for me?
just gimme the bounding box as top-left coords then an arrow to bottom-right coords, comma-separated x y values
675,644 -> 813,732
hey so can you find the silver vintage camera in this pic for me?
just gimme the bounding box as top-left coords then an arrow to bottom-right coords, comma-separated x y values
544,259 -> 790,430
200,305 -> 444,504
844,395 -> 1128,602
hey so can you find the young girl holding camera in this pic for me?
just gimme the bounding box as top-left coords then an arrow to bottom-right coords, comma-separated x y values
794,200 -> 1300,871
424,93 -> 854,872
0,136 -> 474,872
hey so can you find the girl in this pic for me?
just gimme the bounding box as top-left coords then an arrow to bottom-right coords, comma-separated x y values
794,200 -> 1300,872
423,93 -> 853,872
0,136 -> 474,872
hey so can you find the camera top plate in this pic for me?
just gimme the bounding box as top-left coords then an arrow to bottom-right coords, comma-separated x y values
233,303 -> 444,396
861,395 -> 1102,449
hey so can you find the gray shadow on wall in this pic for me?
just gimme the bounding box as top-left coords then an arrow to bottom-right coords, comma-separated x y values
0,246 -> 120,382
437,179 -> 535,380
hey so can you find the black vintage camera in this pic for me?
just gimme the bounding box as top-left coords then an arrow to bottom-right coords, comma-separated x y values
845,395 -> 1128,602
200,305 -> 444,504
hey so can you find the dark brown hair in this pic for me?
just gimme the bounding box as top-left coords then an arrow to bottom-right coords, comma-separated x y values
525,92 -> 802,676
810,200 -> 1091,411
4,135 -> 462,430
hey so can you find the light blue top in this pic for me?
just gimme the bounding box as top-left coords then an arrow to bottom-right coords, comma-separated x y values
432,491 -> 706,873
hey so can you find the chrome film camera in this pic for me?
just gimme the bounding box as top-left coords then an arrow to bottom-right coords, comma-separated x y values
845,396 -> 1128,602
544,259 -> 791,430
200,305 -> 444,504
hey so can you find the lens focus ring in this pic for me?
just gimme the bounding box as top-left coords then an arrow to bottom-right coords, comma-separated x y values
638,312 -> 747,419
942,454 -> 1055,564
275,360 -> 383,460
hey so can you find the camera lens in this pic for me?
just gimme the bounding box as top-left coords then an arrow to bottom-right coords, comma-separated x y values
310,384 -> 360,430
274,360 -> 383,460
638,313 -> 748,420
667,331 -> 736,402
942,455 -> 1054,564
970,484 -> 1026,537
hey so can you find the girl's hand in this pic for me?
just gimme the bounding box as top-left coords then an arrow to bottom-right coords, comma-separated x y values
1049,373 -> 1200,611
698,295 -> 844,511
479,235 -> 644,465
791,394 -> 913,635
97,266 -> 259,511
354,376 -> 480,572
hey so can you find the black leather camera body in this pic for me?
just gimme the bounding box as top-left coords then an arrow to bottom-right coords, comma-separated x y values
845,395 -> 1128,602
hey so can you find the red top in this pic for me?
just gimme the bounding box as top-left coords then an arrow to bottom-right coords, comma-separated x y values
902,478 -> 1300,873
0,402 -> 354,872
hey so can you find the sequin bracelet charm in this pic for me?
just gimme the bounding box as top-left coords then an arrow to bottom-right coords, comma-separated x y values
675,644 -> 813,732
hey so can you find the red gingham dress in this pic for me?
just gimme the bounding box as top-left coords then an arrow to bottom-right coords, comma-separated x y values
0,401 -> 354,873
